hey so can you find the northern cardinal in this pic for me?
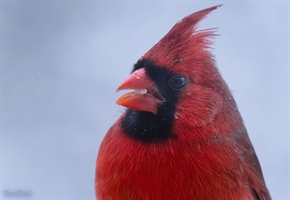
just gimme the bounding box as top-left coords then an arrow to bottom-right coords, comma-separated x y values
96,5 -> 271,200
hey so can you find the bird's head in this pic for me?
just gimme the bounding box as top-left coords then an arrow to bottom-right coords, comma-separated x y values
116,5 -> 241,143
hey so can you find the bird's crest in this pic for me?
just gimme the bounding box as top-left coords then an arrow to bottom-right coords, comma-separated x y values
141,5 -> 221,69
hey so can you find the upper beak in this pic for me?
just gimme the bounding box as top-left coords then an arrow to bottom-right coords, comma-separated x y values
116,68 -> 164,114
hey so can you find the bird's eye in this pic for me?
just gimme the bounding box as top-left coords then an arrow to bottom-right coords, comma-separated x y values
169,75 -> 187,90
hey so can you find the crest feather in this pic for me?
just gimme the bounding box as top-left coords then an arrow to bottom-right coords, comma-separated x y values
141,5 -> 222,68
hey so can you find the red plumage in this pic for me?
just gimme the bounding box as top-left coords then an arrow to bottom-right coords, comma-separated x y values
96,5 -> 271,200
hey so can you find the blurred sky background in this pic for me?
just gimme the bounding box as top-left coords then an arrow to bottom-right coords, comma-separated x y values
1,1 -> 289,199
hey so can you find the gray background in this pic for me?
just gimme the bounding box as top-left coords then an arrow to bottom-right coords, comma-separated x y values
1,1 -> 289,199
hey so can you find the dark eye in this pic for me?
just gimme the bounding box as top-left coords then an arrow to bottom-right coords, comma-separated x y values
169,75 -> 187,90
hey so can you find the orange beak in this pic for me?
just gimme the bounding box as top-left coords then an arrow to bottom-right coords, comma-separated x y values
116,68 -> 164,114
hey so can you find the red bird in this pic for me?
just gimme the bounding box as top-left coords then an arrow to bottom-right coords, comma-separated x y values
96,5 -> 271,200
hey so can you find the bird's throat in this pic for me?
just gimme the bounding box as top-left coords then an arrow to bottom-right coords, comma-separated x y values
121,109 -> 176,143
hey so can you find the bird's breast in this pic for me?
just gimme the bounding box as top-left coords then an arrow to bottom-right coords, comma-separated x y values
96,122 -> 254,199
